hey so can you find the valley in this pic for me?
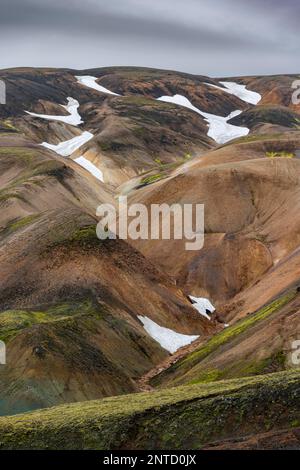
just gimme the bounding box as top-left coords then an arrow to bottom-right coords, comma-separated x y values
0,66 -> 300,449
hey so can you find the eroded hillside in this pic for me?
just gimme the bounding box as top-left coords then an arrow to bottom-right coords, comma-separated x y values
0,66 -> 300,448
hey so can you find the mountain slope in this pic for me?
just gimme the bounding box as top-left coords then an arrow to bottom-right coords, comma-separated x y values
0,122 -> 211,415
0,369 -> 299,450
150,290 -> 299,388
1,66 -> 300,449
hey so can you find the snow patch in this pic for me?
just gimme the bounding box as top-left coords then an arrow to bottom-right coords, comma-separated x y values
205,82 -> 262,104
157,94 -> 199,113
205,81 -> 261,105
189,296 -> 215,321
204,109 -> 249,144
26,97 -> 83,126
157,94 -> 249,144
76,75 -> 120,96
74,156 -> 104,182
138,316 -> 199,354
219,81 -> 261,105
41,131 -> 93,157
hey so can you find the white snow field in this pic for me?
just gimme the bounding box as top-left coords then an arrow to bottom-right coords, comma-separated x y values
203,109 -> 249,144
205,81 -> 261,105
189,296 -> 215,321
74,156 -> 104,182
157,94 -> 249,144
138,316 -> 199,354
26,95 -> 104,183
41,131 -> 94,157
26,97 -> 83,126
75,75 -> 120,96
219,81 -> 261,105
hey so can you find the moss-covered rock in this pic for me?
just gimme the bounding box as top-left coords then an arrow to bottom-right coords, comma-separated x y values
0,369 -> 300,449
0,300 -> 98,344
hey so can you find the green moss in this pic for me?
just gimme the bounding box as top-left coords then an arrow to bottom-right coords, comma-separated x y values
0,300 -> 99,344
0,148 -> 67,178
227,351 -> 287,378
0,310 -> 50,343
99,142 -> 112,151
183,292 -> 295,368
67,225 -> 98,243
188,369 -> 222,384
153,291 -> 296,387
234,358 -> 273,376
120,96 -> 162,107
266,151 -> 295,158
1,214 -> 40,235
0,148 -> 70,202
254,233 -> 269,244
139,173 -> 164,187
0,147 -> 38,164
186,356 -> 283,386
0,120 -> 19,133
291,419 -> 300,428
0,193 -> 27,203
32,160 -> 67,176
46,224 -> 100,250
0,369 -> 300,449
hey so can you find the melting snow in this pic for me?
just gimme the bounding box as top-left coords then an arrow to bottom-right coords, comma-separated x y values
74,156 -> 104,182
26,97 -> 83,126
205,82 -> 261,104
219,82 -> 261,105
157,94 -> 248,144
204,109 -> 249,144
76,75 -> 120,96
26,94 -> 104,182
138,316 -> 199,354
189,296 -> 215,321
41,131 -> 93,157
205,81 -> 261,105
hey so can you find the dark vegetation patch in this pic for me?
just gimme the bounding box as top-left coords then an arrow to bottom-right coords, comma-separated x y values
0,120 -> 19,133
0,370 -> 300,449
0,298 -> 107,345
228,106 -> 300,129
0,214 -> 40,238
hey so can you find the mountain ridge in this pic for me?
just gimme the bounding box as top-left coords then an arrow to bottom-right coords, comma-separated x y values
0,65 -> 300,448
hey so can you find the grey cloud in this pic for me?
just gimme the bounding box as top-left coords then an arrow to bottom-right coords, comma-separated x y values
0,0 -> 298,75
0,0 -> 271,49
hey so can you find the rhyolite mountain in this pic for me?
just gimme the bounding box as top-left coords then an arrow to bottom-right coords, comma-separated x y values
0,66 -> 300,449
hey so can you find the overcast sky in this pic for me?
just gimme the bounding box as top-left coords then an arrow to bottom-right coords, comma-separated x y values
0,0 -> 298,76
